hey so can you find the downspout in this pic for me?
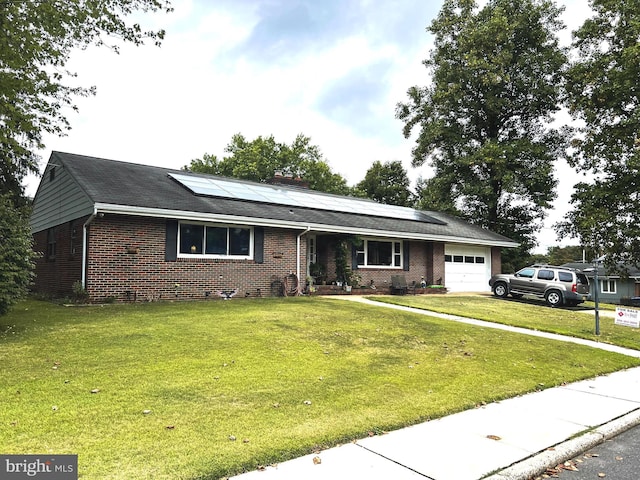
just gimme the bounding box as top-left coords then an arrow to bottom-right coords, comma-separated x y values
296,226 -> 312,294
82,208 -> 98,289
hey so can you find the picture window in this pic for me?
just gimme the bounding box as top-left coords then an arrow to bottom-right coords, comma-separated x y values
178,222 -> 252,259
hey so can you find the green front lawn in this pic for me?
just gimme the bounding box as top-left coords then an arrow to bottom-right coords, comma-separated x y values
1,298 -> 638,479
372,294 -> 640,350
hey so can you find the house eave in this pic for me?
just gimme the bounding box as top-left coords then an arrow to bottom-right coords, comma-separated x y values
94,203 -> 518,248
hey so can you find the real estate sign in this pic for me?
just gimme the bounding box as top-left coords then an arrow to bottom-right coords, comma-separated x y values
615,307 -> 640,328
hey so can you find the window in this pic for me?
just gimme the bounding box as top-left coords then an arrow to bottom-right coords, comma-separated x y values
69,222 -> 78,255
600,279 -> 617,294
558,272 -> 573,282
356,239 -> 402,268
307,235 -> 317,265
445,254 -> 485,264
178,222 -> 252,258
537,269 -> 555,280
516,268 -> 535,279
47,228 -> 56,260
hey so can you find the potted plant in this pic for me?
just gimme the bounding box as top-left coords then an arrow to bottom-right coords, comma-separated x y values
309,262 -> 327,285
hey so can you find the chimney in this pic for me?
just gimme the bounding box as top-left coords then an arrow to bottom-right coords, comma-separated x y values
266,170 -> 310,188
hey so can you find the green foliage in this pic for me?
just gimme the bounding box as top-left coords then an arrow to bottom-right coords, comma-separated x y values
185,133 -> 352,195
71,280 -> 90,304
0,196 -> 36,315
0,0 -> 173,203
558,0 -> 640,269
546,245 -> 588,265
356,160 -> 413,206
397,0 -> 568,253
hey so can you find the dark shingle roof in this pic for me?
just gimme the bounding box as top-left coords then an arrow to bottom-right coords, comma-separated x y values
51,151 -> 517,246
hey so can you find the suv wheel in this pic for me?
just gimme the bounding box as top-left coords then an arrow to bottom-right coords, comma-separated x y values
545,290 -> 563,307
493,282 -> 508,298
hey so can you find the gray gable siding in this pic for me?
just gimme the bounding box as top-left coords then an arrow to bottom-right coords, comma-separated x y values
30,163 -> 94,233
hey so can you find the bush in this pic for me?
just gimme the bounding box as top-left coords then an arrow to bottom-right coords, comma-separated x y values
0,195 -> 37,315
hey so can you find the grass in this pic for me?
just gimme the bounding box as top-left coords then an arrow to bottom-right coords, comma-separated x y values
371,294 -> 640,350
1,297 -> 639,479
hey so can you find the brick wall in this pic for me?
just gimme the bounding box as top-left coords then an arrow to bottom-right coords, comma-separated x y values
32,214 -> 458,301
428,242 -> 446,286
32,218 -> 87,297
491,247 -> 502,275
85,215 -> 306,302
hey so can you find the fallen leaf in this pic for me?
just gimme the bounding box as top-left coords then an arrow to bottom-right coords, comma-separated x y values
242,438 -> 250,443
304,400 -> 312,405
486,435 -> 501,441
165,425 -> 175,430
615,456 -> 623,461
142,410 -> 152,415
598,473 -> 606,478
228,435 -> 236,441
90,388 -> 100,394
313,456 -> 321,465
272,403 -> 280,408
52,406 -> 58,411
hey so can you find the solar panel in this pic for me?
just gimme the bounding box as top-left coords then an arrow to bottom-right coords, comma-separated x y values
168,172 -> 445,224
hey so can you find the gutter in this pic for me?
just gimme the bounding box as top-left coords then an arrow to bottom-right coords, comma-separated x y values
81,208 -> 98,288
296,226 -> 312,294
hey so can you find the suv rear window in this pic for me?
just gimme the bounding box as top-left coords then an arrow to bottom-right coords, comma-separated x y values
558,272 -> 573,282
576,273 -> 589,285
537,269 -> 555,280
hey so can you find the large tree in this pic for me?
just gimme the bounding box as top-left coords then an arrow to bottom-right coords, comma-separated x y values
0,0 -> 172,205
356,160 -> 412,206
0,0 -> 172,313
397,0 -> 568,266
557,0 -> 640,269
185,133 -> 352,195
0,196 -> 37,315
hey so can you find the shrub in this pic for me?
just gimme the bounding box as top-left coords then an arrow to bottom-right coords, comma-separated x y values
0,195 -> 37,315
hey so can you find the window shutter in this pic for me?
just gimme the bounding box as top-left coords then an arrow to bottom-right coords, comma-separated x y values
254,227 -> 264,264
165,220 -> 178,261
403,241 -> 410,271
351,244 -> 358,270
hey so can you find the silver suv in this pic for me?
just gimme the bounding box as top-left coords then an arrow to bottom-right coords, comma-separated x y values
489,264 -> 590,307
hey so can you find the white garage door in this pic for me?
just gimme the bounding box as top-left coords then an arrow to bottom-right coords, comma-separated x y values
445,245 -> 491,292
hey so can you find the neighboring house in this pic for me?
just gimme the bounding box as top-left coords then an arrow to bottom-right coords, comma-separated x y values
563,262 -> 640,305
30,152 -> 518,302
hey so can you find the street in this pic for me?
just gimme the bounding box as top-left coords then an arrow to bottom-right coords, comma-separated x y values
539,424 -> 640,479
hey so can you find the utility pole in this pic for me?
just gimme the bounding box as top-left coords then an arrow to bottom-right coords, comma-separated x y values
593,257 -> 600,336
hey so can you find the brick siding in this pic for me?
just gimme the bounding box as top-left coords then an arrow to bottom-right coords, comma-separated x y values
491,246 -> 502,275
32,218 -> 87,297
85,215 -> 305,302
32,214 -> 486,302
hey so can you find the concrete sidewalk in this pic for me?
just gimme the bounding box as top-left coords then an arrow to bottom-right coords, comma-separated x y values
230,298 -> 640,480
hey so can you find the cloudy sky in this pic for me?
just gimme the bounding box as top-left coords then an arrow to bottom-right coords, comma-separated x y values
27,0 -> 590,253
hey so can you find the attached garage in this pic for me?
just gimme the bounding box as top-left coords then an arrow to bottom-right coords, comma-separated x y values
445,245 -> 492,292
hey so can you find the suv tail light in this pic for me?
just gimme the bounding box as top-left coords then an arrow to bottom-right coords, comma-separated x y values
572,284 -> 577,293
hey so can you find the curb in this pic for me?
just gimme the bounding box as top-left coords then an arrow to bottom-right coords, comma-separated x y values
484,408 -> 640,480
